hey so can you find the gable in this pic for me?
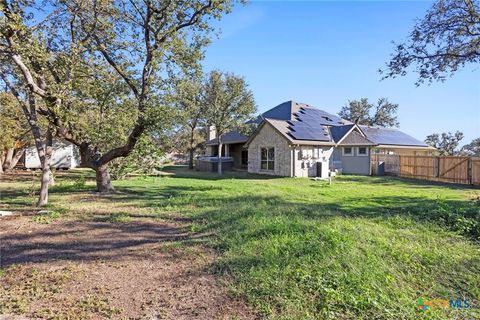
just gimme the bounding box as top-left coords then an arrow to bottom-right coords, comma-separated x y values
338,129 -> 375,145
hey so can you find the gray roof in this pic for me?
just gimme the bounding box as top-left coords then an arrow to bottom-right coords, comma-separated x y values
360,126 -> 429,147
329,124 -> 355,143
209,101 -> 429,149
205,131 -> 248,145
263,119 -> 335,146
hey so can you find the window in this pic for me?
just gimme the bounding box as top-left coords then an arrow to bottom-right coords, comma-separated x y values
313,147 -> 320,159
261,147 -> 275,170
342,147 -> 353,156
357,147 -> 368,156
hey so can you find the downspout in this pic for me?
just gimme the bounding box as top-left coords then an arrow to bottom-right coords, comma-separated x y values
291,146 -> 295,177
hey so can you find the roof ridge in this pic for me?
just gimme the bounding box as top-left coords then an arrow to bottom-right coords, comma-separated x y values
359,125 -> 400,131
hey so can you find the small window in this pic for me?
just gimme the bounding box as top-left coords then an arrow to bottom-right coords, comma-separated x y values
261,147 -> 275,170
343,147 -> 353,156
358,147 -> 368,156
313,147 -> 320,159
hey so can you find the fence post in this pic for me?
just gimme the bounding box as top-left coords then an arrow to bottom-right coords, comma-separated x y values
436,157 -> 440,179
413,155 -> 417,178
468,157 -> 473,185
398,155 -> 401,177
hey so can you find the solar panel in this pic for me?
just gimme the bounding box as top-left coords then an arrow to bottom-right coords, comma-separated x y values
290,125 -> 331,141
360,126 -> 427,146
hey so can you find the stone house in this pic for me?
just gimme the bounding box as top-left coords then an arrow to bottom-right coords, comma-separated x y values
202,101 -> 434,177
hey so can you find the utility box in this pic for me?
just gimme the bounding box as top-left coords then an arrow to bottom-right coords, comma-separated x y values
376,161 -> 385,176
316,161 -> 329,178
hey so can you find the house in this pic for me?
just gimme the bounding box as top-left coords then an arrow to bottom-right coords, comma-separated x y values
203,101 -> 434,177
17,140 -> 79,170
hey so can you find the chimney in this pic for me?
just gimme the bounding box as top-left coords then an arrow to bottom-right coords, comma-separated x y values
207,125 -> 216,141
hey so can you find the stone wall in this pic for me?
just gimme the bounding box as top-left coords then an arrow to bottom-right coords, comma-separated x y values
247,123 -> 292,176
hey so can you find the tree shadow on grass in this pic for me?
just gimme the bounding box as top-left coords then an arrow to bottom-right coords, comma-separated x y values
0,219 -> 208,268
159,165 -> 283,181
339,175 -> 480,190
2,173 -> 479,271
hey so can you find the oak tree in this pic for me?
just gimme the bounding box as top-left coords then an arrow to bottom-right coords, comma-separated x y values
381,0 -> 480,85
203,70 -> 256,174
425,131 -> 464,155
1,0 -> 234,192
339,98 -> 400,127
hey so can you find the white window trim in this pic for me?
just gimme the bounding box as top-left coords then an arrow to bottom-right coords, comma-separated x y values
357,147 -> 369,157
342,147 -> 353,156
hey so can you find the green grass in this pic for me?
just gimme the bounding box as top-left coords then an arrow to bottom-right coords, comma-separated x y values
1,167 -> 479,319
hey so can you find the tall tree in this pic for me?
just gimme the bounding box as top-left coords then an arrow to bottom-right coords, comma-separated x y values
0,0 -> 234,192
425,131 -> 464,155
339,98 -> 400,127
460,137 -> 480,156
171,78 -> 206,169
0,91 -> 28,173
1,74 -> 55,206
204,70 -> 256,174
381,0 -> 480,85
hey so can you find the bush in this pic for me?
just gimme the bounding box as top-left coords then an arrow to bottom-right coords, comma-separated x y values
428,200 -> 480,240
109,136 -> 165,180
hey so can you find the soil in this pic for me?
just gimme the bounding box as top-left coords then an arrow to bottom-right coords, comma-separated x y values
0,216 -> 258,319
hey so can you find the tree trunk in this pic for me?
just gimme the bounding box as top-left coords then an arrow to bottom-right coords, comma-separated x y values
95,164 -> 114,193
0,150 -> 4,175
2,148 -> 14,171
217,138 -> 223,175
49,171 -> 55,186
37,127 -> 53,207
10,148 -> 25,169
189,148 -> 194,169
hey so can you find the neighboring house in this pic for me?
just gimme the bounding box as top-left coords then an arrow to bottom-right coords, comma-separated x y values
204,101 -> 434,177
17,140 -> 79,170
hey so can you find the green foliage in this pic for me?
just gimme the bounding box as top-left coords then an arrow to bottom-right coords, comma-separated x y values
115,169 -> 479,319
168,77 -> 207,162
1,168 -> 479,319
32,208 -> 69,224
460,138 -> 480,156
339,97 -> 399,127
108,212 -> 132,223
204,70 -> 257,141
381,0 -> 480,85
108,135 -> 165,180
1,0 -> 237,189
0,91 -> 27,149
425,131 -> 464,155
202,70 -> 256,174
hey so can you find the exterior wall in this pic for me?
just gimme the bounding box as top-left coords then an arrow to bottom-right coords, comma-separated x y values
24,140 -> 78,169
331,146 -> 371,175
247,123 -> 291,176
293,146 -> 333,178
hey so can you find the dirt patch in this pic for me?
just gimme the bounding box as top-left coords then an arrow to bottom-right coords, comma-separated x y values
0,216 -> 257,319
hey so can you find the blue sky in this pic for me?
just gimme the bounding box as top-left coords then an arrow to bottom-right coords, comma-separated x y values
203,1 -> 480,147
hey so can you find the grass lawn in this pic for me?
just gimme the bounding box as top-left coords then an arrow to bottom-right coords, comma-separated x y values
1,167 -> 479,319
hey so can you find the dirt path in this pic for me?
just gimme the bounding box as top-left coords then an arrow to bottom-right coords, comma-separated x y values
0,216 -> 257,319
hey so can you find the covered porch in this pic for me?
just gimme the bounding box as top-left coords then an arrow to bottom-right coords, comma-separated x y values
204,142 -> 248,171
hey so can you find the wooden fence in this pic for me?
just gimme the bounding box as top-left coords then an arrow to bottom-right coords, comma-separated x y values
371,154 -> 480,186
